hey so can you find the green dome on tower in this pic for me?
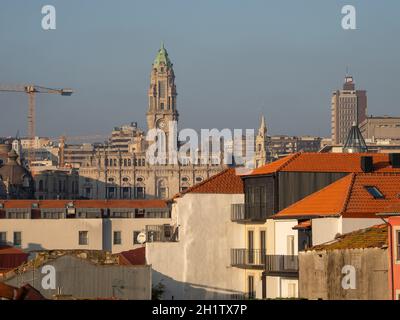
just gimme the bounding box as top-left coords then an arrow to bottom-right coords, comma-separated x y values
153,42 -> 173,68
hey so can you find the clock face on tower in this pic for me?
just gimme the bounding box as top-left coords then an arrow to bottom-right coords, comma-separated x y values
156,119 -> 166,129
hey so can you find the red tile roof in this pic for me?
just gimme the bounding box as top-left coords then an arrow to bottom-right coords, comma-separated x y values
0,246 -> 29,274
173,168 -> 244,198
307,224 -> 388,251
274,172 -> 400,219
246,152 -> 400,176
293,220 -> 312,230
0,199 -> 168,209
118,247 -> 146,266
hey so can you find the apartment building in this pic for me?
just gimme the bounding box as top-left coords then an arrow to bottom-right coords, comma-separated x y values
0,199 -> 175,254
239,152 -> 400,298
146,169 -> 250,299
331,76 -> 367,145
360,116 -> 400,144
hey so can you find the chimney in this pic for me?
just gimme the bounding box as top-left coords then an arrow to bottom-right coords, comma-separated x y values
389,153 -> 400,168
361,156 -> 373,173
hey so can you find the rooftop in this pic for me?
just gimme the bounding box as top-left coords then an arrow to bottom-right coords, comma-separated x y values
273,172 -> 400,219
173,168 -> 244,198
307,224 -> 388,251
245,152 -> 400,176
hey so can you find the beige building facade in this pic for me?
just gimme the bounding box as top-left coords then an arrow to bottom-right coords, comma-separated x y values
360,116 -> 400,144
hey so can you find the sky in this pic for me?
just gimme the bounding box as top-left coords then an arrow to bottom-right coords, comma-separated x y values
0,0 -> 400,141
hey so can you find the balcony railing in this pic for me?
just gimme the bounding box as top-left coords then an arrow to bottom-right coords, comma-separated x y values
231,249 -> 266,269
145,224 -> 179,242
231,203 -> 269,222
264,255 -> 299,276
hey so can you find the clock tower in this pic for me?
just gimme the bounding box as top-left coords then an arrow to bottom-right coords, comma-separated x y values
146,42 -> 179,134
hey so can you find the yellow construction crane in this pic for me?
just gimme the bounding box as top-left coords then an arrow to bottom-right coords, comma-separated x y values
0,85 -> 73,165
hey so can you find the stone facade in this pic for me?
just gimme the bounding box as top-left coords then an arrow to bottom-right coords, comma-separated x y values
76,44 -> 227,200
0,143 -> 34,199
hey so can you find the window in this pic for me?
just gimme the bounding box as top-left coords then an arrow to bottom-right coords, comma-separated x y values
107,187 -> 116,199
38,180 -> 44,192
122,187 -> 131,199
158,81 -> 166,98
287,235 -> 295,256
365,186 -> 385,199
260,230 -> 266,264
0,232 -> 6,245
114,231 -> 122,245
136,187 -> 145,199
247,276 -> 255,299
248,230 -> 254,264
79,231 -> 88,245
8,210 -> 31,219
13,232 -> 22,247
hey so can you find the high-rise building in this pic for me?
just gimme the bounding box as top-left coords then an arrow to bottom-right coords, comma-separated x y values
331,76 -> 367,145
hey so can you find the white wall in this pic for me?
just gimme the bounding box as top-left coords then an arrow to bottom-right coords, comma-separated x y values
268,220 -> 299,299
146,193 -> 246,300
274,220 -> 298,255
312,217 -> 342,246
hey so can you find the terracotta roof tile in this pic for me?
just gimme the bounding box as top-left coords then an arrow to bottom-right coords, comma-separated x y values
118,247 -> 146,266
247,152 -> 400,176
307,224 -> 388,251
246,154 -> 299,176
173,168 -> 244,198
274,172 -> 400,219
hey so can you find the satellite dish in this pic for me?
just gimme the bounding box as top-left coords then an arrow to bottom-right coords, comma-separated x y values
137,232 -> 147,244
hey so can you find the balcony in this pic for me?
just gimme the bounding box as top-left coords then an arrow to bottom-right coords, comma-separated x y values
231,203 -> 268,222
231,249 -> 266,269
145,224 -> 179,242
264,255 -> 299,277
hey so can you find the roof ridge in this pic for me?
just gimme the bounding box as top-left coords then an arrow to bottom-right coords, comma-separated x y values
277,153 -> 301,171
339,173 -> 356,215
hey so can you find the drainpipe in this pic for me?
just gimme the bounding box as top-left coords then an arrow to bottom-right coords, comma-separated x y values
380,217 -> 395,300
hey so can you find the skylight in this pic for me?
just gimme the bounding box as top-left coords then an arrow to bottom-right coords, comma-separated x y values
364,186 -> 385,199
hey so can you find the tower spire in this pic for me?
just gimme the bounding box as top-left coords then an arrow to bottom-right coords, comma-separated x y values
258,114 -> 267,136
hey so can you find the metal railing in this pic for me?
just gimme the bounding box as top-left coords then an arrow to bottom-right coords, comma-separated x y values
145,224 -> 179,242
231,203 -> 269,222
231,249 -> 266,269
265,255 -> 299,275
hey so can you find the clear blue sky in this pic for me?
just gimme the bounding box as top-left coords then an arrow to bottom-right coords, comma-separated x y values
1,0 -> 399,139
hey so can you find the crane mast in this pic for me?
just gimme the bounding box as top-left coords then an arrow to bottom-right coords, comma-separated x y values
0,84 -> 73,166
